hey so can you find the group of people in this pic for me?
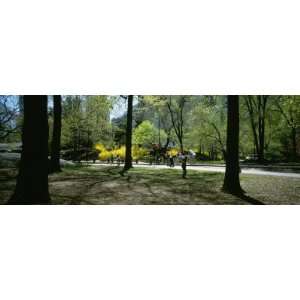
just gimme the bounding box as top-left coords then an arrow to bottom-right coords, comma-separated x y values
106,155 -> 122,166
149,152 -> 188,178
98,149 -> 193,179
165,152 -> 189,178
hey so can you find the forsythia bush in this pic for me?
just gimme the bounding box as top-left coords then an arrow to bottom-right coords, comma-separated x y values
99,149 -> 111,161
132,145 -> 148,160
95,143 -> 106,153
95,143 -> 147,161
112,146 -> 126,159
95,144 -> 110,161
167,148 -> 179,157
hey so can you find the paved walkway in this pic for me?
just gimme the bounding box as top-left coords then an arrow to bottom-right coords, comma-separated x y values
89,163 -> 300,179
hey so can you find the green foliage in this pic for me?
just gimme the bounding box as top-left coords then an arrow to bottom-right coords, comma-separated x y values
133,120 -> 167,146
61,95 -> 114,150
129,95 -> 299,161
186,96 -> 227,158
4,94 -> 299,163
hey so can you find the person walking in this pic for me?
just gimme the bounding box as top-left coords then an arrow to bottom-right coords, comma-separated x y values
181,154 -> 187,179
169,155 -> 175,168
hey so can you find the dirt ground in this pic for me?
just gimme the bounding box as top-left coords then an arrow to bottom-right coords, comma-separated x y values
1,165 -> 300,204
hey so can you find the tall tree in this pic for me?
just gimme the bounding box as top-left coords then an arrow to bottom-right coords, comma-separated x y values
142,96 -> 174,150
167,96 -> 187,153
121,95 -> 133,174
275,96 -> 300,161
49,95 -> 62,173
61,96 -> 114,156
0,96 -> 20,141
133,120 -> 162,146
244,96 -> 269,162
190,96 -> 227,160
8,96 -> 51,204
223,96 -> 243,195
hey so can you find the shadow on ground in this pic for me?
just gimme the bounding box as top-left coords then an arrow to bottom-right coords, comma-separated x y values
1,165 -> 300,204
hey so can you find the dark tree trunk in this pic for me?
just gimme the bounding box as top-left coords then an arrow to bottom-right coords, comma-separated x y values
223,95 -> 243,195
163,135 -> 170,151
291,127 -> 297,161
222,149 -> 227,161
257,96 -> 267,162
179,138 -> 184,154
49,95 -> 62,173
167,96 -> 186,154
122,95 -> 133,173
245,96 -> 268,162
158,115 -> 161,147
8,96 -> 51,204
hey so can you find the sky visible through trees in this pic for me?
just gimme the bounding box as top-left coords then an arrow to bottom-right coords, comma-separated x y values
0,95 -> 300,205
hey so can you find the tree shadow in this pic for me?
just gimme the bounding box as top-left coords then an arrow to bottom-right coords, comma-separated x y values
235,193 -> 265,205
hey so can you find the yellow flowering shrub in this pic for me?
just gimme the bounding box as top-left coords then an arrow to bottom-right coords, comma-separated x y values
95,143 -> 148,161
113,146 -> 126,159
95,143 -> 106,153
167,148 -> 179,157
95,143 -> 111,161
132,145 -> 148,160
99,149 -> 112,161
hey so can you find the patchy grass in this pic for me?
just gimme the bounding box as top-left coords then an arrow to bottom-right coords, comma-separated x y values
1,165 -> 300,204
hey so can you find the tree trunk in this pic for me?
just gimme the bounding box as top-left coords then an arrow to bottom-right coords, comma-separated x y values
49,95 -> 62,173
249,113 -> 259,158
223,95 -> 243,195
179,139 -> 184,153
245,96 -> 268,162
257,96 -> 266,162
122,95 -> 133,173
163,135 -> 170,150
158,114 -> 161,147
222,149 -> 227,161
8,96 -> 51,204
291,127 -> 297,161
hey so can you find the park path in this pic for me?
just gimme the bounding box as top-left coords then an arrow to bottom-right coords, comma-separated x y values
90,163 -> 300,179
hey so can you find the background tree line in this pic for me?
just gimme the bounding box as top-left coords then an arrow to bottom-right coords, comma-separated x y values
2,95 -> 299,163
113,95 -> 300,163
0,95 -> 299,204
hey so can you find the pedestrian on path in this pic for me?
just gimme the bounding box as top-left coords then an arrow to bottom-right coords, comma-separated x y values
181,153 -> 188,179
